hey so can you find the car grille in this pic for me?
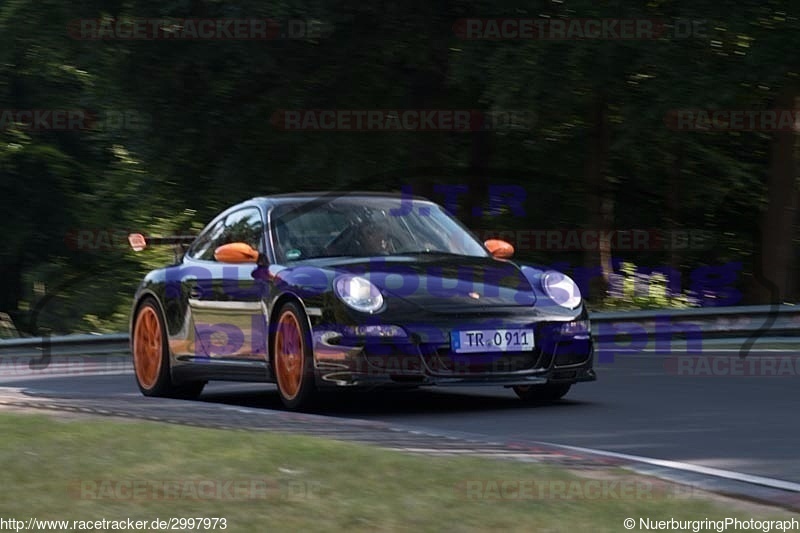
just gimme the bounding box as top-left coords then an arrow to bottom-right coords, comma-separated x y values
362,344 -> 423,373
421,344 -> 542,375
553,340 -> 592,367
355,322 -> 589,377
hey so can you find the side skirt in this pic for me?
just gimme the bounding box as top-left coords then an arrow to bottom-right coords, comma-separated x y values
172,358 -> 272,384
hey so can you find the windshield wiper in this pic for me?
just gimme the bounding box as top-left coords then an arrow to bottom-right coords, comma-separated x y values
296,254 -> 357,260
391,250 -> 465,257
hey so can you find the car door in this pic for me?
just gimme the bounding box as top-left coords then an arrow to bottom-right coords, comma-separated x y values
185,207 -> 268,360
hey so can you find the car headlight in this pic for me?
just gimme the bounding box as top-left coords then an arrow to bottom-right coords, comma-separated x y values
541,271 -> 582,309
334,275 -> 384,313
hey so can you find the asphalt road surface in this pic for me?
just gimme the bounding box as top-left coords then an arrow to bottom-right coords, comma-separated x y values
1,349 -> 798,483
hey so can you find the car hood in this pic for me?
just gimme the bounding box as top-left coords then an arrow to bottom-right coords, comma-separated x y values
308,254 -> 537,310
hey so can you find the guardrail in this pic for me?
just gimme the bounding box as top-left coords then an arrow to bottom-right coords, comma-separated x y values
591,304 -> 800,342
0,305 -> 798,357
0,333 -> 129,358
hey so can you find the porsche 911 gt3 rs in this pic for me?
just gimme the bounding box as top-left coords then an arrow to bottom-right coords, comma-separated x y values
129,192 -> 595,410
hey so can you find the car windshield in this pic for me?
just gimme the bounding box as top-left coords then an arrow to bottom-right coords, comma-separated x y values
270,197 -> 489,262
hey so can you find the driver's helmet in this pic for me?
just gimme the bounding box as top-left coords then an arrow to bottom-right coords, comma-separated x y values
354,210 -> 394,253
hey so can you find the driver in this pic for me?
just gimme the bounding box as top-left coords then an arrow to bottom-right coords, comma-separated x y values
355,218 -> 396,254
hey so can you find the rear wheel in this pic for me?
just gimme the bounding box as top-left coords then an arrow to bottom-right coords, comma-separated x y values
132,298 -> 205,399
273,301 -> 318,410
513,383 -> 571,403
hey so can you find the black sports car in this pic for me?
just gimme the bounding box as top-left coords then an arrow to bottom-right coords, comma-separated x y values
129,192 -> 595,409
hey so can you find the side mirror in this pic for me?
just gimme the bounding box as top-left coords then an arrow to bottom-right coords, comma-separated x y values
214,242 -> 260,263
484,239 -> 514,259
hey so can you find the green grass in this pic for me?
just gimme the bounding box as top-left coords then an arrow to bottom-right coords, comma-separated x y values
0,412 -> 793,532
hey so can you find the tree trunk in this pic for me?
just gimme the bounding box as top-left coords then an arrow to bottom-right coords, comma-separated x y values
463,128 -> 490,229
0,261 -> 23,327
584,92 -> 613,301
666,143 -> 684,274
406,21 -> 450,200
757,89 -> 798,303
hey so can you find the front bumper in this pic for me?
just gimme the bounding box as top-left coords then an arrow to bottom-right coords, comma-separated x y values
312,321 -> 596,388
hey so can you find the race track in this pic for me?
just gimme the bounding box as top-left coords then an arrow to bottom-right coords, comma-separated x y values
2,347 -> 799,486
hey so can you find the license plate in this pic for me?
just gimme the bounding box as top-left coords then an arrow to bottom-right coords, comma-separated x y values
451,329 -> 535,353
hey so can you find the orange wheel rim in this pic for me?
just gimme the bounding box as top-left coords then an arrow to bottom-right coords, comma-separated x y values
275,311 -> 304,400
133,306 -> 162,389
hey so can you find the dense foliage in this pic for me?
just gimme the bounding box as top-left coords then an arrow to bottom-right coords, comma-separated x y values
1,1 -> 798,335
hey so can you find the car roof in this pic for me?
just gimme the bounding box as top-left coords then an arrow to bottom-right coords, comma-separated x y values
250,191 -> 434,205
204,191 -> 437,227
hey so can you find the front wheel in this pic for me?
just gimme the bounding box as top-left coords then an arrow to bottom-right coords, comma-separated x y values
132,298 -> 205,399
273,301 -> 318,410
513,383 -> 571,403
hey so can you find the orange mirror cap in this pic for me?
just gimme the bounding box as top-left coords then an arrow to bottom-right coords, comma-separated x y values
128,233 -> 147,252
214,242 -> 260,263
485,239 -> 514,259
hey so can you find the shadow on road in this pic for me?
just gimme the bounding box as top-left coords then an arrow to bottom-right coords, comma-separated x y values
198,386 -> 592,417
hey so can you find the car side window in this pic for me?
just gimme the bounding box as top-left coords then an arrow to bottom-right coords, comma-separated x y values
188,208 -> 264,261
222,208 -> 265,252
188,218 -> 227,261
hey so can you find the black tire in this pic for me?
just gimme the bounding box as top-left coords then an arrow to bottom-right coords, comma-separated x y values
132,298 -> 206,400
272,301 -> 318,410
513,383 -> 571,403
